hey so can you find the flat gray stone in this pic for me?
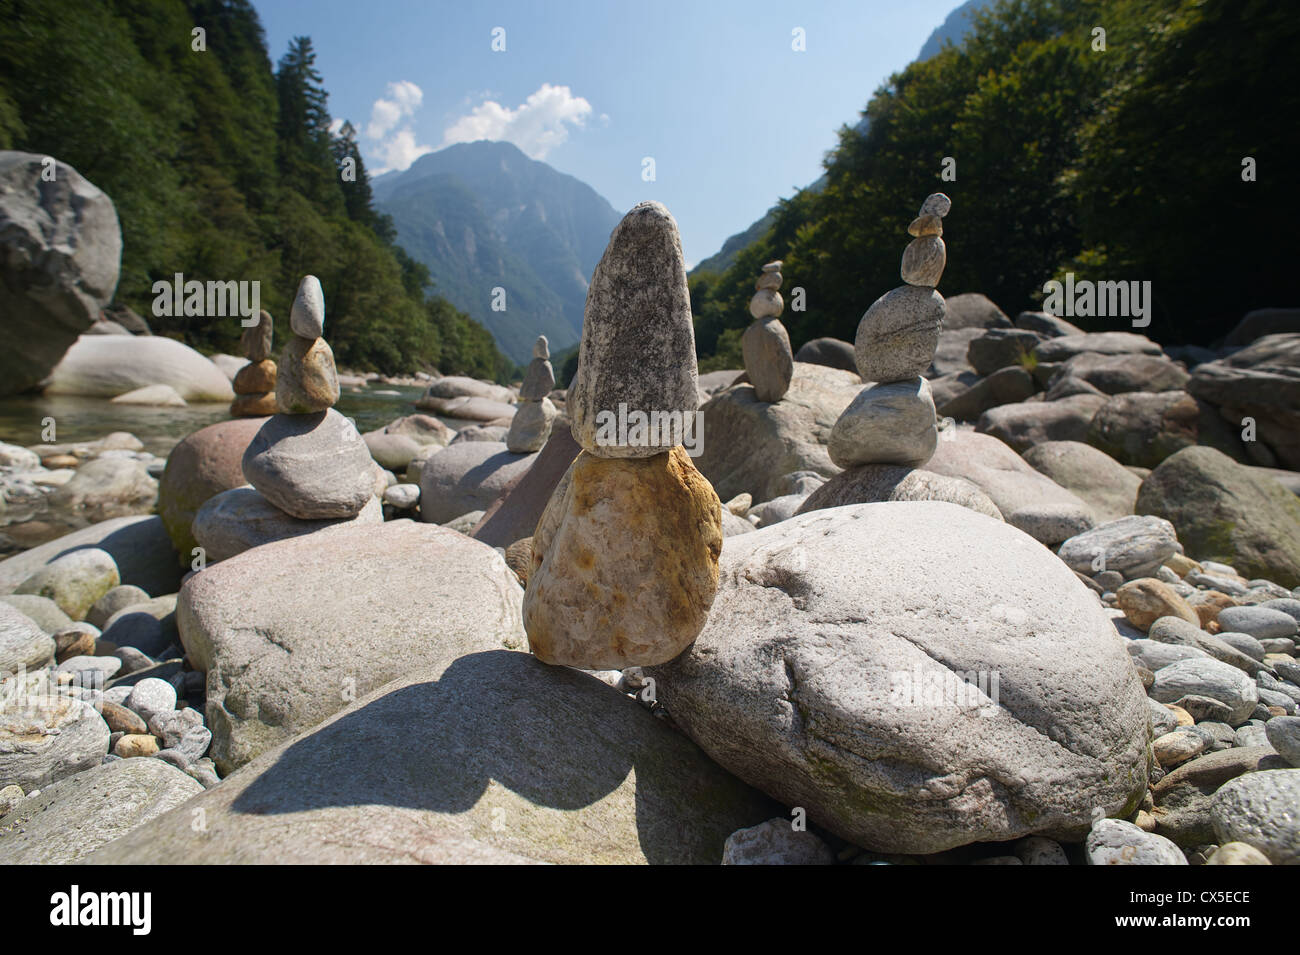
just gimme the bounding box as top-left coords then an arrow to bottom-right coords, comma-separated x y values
193,485 -> 381,563
828,377 -> 937,469
1210,769 -> 1300,864
1150,658 -> 1260,725
1057,515 -> 1179,580
242,409 -> 377,519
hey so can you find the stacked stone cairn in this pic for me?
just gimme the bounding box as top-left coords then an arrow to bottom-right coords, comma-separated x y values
505,335 -> 558,453
741,260 -> 794,402
230,310 -> 278,417
523,201 -> 724,669
827,193 -> 951,470
239,275 -> 381,522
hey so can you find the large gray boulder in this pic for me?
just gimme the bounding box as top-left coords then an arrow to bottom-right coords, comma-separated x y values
178,519 -> 527,773
1087,391 -> 1246,469
796,463 -> 1002,521
977,393 -> 1106,452
646,502 -> 1151,854
1136,446 -> 1300,589
44,335 -> 234,401
1032,332 -> 1163,363
1022,441 -> 1141,524
1187,333 -> 1300,470
0,152 -> 121,396
86,650 -> 778,865
695,362 -> 861,502
925,429 -> 1095,545
0,757 -> 201,864
1051,352 -> 1190,396
418,441 -> 537,524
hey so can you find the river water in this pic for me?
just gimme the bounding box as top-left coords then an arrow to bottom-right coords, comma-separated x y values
0,383 -> 447,457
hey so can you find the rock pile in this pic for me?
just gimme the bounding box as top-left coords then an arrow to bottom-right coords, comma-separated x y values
505,335 -> 557,453
229,310 -> 277,417
190,277 -> 381,562
828,193 -> 951,470
524,201 -> 723,668
741,261 -> 794,402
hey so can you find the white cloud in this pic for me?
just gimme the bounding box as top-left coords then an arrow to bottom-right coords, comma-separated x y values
441,83 -> 594,159
364,80 -> 433,174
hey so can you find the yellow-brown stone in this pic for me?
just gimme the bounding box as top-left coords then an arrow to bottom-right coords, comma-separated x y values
230,392 -> 279,417
524,447 -> 722,668
233,359 -> 277,395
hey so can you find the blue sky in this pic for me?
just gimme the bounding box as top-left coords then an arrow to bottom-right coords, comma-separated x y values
253,0 -> 962,265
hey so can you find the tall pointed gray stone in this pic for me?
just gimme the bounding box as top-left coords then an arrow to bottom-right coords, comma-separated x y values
569,201 -> 699,458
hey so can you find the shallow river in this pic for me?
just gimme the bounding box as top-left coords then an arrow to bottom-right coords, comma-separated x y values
0,384 -> 449,457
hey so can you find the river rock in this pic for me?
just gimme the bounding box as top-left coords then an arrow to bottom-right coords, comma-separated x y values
232,359 -> 276,395
419,441 -> 537,525
382,414 -> 453,448
0,694 -> 109,789
937,293 -> 1008,331
505,398 -> 557,453
0,602 -> 54,672
646,502 -> 1151,854
793,337 -> 856,373
1217,606 -> 1298,640
240,310 -> 273,361
1015,311 -> 1085,338
470,424 -> 581,549
0,152 -> 121,396
1150,658 -> 1259,725
797,463 -> 1002,520
180,520 -> 526,773
854,286 -> 945,382
0,515 -> 181,597
289,275 -> 325,338
242,409 -> 377,520
519,352 -> 556,402
742,319 -> 794,403
110,384 -> 187,407
1087,391 -> 1245,469
276,335 -> 340,413
156,415 -> 266,556
568,202 -> 698,457
696,363 -> 862,502
1136,446 -> 1300,588
193,486 -> 382,563
0,594 -> 70,634
46,456 -> 158,523
1187,333 -> 1300,470
0,755 -> 201,864
722,818 -> 835,865
422,376 -> 515,404
1147,616 -> 1266,677
1056,515 -> 1180,579
925,430 -> 1095,545
900,235 -> 946,287
1032,332 -> 1163,363
45,335 -> 234,401
85,650 -> 777,864
362,431 -> 421,472
1117,579 -> 1199,632
1053,352 -> 1190,396
978,393 -> 1106,453
967,328 -> 1042,377
828,377 -> 937,469
937,366 -> 1037,422
1210,769 -> 1300,864
1086,818 -> 1186,865
1023,442 -> 1141,523
524,448 -> 721,668
1265,717 -> 1300,766
13,547 -> 119,620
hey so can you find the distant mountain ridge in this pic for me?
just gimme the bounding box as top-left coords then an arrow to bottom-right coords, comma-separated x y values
374,140 -> 622,364
690,0 -> 990,277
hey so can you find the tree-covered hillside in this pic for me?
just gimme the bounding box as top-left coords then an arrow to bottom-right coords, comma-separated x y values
0,0 -> 512,381
693,0 -> 1299,369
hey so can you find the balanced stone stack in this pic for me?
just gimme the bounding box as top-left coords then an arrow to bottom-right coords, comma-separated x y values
505,335 -> 557,453
523,201 -> 723,669
741,261 -> 794,402
230,310 -> 277,417
239,276 -> 379,524
827,193 -> 951,469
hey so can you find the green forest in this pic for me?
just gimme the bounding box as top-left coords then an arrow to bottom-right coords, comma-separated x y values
692,0 -> 1299,370
0,0 -> 513,381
